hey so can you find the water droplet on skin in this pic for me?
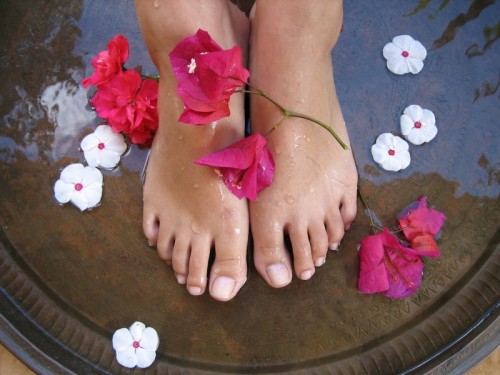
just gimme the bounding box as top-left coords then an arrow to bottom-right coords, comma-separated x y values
178,135 -> 184,140
193,183 -> 199,189
153,0 -> 160,8
284,195 -> 294,204
234,227 -> 241,234
191,222 -> 201,234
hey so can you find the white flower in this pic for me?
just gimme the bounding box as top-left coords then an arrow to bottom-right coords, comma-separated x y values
383,35 -> 427,75
80,125 -> 127,169
371,133 -> 411,172
54,163 -> 103,211
400,104 -> 437,145
112,321 -> 159,369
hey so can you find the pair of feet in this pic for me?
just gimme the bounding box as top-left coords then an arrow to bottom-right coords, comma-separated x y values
135,0 -> 358,301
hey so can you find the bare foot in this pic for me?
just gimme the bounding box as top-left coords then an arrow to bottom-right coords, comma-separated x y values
249,0 -> 358,287
135,0 -> 250,301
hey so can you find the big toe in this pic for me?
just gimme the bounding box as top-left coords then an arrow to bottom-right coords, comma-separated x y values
252,225 -> 293,288
209,235 -> 248,301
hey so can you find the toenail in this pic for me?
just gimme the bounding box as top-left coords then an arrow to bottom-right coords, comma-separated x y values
187,286 -> 202,296
175,274 -> 186,284
266,263 -> 290,287
211,276 -> 236,300
329,242 -> 339,251
314,257 -> 326,267
300,269 -> 314,280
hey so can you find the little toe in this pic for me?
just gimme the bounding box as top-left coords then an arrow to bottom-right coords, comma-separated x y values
288,223 -> 315,280
340,195 -> 358,230
143,212 -> 159,247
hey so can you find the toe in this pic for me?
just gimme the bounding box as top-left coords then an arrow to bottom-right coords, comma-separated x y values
171,236 -> 191,286
288,223 -> 315,280
340,194 -> 357,230
326,210 -> 345,251
143,212 -> 159,247
209,234 -> 248,301
156,226 -> 174,265
186,234 -> 211,296
252,223 -> 292,288
308,219 -> 329,267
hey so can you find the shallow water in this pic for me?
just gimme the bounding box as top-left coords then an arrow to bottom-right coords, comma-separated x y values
0,1 -> 499,374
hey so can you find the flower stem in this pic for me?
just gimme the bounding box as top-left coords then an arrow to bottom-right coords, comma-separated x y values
237,83 -> 349,150
141,74 -> 160,82
358,188 -> 383,234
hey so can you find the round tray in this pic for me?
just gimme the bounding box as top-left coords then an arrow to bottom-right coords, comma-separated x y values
1,1 -> 498,374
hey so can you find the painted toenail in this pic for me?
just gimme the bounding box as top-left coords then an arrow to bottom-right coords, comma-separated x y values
329,242 -> 339,251
175,274 -> 186,284
314,257 -> 326,267
187,286 -> 202,295
300,269 -> 314,280
266,263 -> 290,286
211,276 -> 236,300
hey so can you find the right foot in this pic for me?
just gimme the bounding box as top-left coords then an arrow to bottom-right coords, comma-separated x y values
135,0 -> 250,301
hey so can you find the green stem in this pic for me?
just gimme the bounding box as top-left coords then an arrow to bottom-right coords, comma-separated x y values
141,74 -> 160,82
358,188 -> 379,234
237,83 -> 349,150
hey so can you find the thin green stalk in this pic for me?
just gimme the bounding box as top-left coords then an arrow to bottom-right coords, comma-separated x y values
237,83 -> 349,150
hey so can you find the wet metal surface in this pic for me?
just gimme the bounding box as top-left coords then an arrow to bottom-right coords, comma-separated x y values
0,0 -> 499,373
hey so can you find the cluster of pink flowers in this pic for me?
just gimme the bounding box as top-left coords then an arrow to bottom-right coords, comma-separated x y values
357,196 -> 446,299
83,35 -> 159,146
169,29 -> 274,200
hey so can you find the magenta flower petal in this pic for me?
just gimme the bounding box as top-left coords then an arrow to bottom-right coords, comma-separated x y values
194,134 -> 274,200
82,35 -> 129,88
169,29 -> 249,125
398,196 -> 446,241
358,229 -> 424,299
357,231 -> 390,294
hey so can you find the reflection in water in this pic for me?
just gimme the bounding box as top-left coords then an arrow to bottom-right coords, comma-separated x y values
473,73 -> 500,103
466,22 -> 500,57
40,68 -> 95,161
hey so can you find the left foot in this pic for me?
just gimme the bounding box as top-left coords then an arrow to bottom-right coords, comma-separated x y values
248,0 -> 358,288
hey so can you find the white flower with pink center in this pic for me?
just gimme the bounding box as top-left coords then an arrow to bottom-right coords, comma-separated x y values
400,104 -> 437,145
112,321 -> 159,369
371,133 -> 411,172
54,163 -> 103,211
80,125 -> 127,169
383,35 -> 427,75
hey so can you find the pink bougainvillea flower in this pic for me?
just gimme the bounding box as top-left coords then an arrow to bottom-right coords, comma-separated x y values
383,35 -> 427,75
357,229 -> 423,299
194,134 -> 274,200
90,70 -> 159,146
82,35 -> 129,88
397,196 -> 446,243
169,29 -> 249,124
176,86 -> 230,125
